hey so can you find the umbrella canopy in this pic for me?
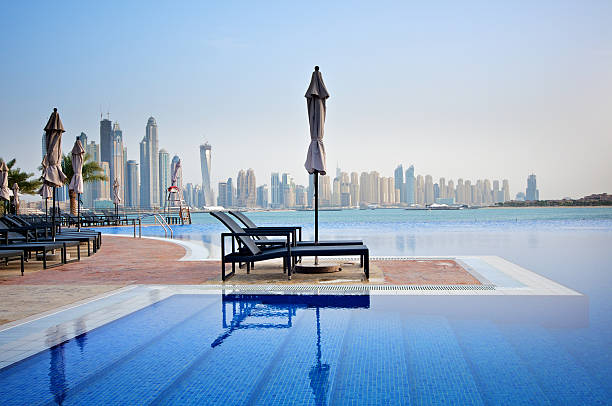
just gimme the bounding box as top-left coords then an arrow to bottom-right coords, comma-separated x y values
171,158 -> 182,187
112,178 -> 121,205
304,66 -> 330,175
42,108 -> 67,187
69,139 -> 85,194
12,183 -> 20,206
0,160 -> 9,201
39,184 -> 52,200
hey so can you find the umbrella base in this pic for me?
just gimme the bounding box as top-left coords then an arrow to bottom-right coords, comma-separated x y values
294,262 -> 341,274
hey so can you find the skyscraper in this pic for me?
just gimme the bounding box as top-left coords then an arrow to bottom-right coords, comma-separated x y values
226,178 -> 234,207
394,165 -> 404,203
199,142 -> 213,206
405,165 -> 415,205
83,141 -> 101,207
270,173 -> 281,208
139,117 -> 159,208
100,118 -> 113,165
236,169 -> 247,207
111,123 -> 125,202
246,168 -> 256,208
281,173 -> 291,208
424,175 -> 434,205
217,182 -> 228,207
526,174 -> 539,201
158,149 -> 170,206
126,160 -> 139,208
257,184 -> 269,208
502,179 -> 510,202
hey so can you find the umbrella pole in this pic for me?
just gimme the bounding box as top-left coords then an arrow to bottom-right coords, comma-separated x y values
52,186 -> 56,241
77,193 -> 81,232
314,171 -> 319,265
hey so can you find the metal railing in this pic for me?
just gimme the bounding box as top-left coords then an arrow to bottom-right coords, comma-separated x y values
134,213 -> 173,239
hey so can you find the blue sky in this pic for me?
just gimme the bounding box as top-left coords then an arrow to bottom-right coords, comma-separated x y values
1,0 -> 611,198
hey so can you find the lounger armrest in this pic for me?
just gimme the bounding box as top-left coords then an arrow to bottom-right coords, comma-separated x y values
239,230 -> 293,237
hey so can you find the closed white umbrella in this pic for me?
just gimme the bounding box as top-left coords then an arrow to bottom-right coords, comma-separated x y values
112,178 -> 121,205
39,183 -> 52,221
304,66 -> 330,251
112,178 -> 121,223
42,108 -> 67,187
69,139 -> 85,230
69,139 -> 84,194
12,183 -> 20,214
171,158 -> 182,188
304,66 -> 329,176
42,108 -> 67,240
0,160 -> 9,201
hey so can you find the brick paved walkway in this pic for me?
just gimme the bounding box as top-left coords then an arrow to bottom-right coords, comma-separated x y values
0,236 -> 479,286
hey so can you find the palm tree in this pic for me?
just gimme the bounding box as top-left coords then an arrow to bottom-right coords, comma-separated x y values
0,158 -> 43,195
61,153 -> 108,215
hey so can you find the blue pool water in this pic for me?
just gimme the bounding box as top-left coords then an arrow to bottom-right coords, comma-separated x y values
1,207 -> 610,404
0,292 -> 607,405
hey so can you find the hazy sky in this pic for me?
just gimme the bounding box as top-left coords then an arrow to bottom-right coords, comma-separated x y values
2,0 -> 611,199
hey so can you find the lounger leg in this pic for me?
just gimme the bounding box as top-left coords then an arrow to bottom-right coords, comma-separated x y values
283,257 -> 286,273
20,254 -> 24,276
232,261 -> 236,274
87,241 -> 91,256
77,244 -> 81,261
360,255 -> 363,267
42,250 -> 47,269
364,252 -> 369,279
287,255 -> 292,280
246,262 -> 250,274
221,259 -> 226,281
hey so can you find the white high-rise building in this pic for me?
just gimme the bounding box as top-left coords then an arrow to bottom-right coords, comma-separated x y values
139,117 -> 159,208
111,123 -> 125,202
199,142 -> 213,206
159,149 -> 170,206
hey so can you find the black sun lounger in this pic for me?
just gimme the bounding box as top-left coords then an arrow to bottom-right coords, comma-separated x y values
0,240 -> 74,269
0,249 -> 24,276
213,212 -> 369,281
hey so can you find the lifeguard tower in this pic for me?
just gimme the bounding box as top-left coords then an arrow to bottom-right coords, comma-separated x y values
165,185 -> 191,224
164,157 -> 191,225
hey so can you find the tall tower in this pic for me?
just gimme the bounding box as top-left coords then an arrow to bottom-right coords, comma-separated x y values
270,173 -> 281,208
126,160 -> 139,208
158,149 -> 170,206
236,169 -> 247,207
147,117 -> 159,206
526,174 -> 539,201
394,165 -> 404,203
246,168 -> 256,208
405,165 -> 415,205
100,118 -> 113,165
199,142 -> 213,206
111,123 -> 124,202
139,117 -> 159,208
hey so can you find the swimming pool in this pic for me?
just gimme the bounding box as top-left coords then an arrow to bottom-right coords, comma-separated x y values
0,290 -> 607,405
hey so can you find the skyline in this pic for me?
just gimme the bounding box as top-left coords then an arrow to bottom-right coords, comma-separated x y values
2,1 -> 611,199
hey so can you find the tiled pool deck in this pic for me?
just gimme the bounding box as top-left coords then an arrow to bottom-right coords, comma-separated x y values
0,235 -> 585,369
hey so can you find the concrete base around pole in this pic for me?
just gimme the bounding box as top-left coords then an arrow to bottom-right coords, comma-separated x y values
294,262 -> 342,274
